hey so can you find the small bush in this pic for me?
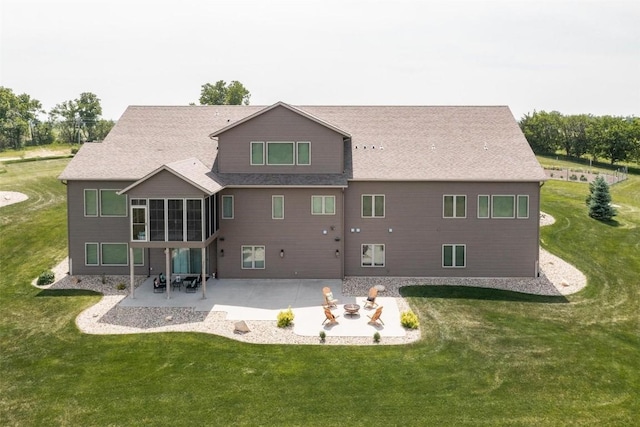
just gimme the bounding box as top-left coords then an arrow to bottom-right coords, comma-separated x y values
580,175 -> 588,182
569,174 -> 578,181
116,282 -> 126,290
37,270 -> 55,286
400,310 -> 419,329
71,148 -> 79,155
373,332 -> 381,343
277,307 -> 295,328
319,330 -> 326,342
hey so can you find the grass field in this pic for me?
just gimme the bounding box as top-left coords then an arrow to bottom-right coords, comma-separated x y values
0,158 -> 638,426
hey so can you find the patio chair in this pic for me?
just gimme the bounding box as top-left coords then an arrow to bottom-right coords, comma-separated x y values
367,306 -> 384,325
153,278 -> 166,293
322,307 -> 339,325
158,272 -> 167,285
363,287 -> 378,309
322,286 -> 338,309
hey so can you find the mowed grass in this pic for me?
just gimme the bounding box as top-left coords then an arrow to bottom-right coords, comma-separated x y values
0,159 -> 638,426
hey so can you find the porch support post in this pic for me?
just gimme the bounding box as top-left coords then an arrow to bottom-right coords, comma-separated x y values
129,246 -> 135,299
165,248 -> 171,299
201,246 -> 207,299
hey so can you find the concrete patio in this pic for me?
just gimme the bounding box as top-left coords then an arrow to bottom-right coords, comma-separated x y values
118,277 -> 407,338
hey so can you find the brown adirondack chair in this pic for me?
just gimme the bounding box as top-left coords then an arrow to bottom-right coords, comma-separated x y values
363,287 -> 378,309
322,307 -> 339,325
367,306 -> 384,325
322,286 -> 338,309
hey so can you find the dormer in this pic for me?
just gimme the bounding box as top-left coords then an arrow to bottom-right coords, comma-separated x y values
210,102 -> 350,174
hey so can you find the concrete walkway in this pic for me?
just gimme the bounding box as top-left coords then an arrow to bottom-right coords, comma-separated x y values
118,277 -> 406,337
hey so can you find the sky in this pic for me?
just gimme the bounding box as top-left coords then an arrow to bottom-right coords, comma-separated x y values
1,0 -> 639,121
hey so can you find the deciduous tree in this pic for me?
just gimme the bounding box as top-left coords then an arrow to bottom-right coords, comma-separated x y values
199,80 -> 251,105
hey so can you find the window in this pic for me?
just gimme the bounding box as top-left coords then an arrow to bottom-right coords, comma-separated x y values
133,247 -> 144,266
362,195 -> 385,218
101,243 -> 128,266
311,195 -> 335,215
149,199 -> 165,241
131,200 -> 147,241
272,195 -> 284,219
478,195 -> 490,219
517,195 -> 529,219
242,245 -> 265,269
267,142 -> 295,165
172,248 -> 202,274
186,199 -> 202,241
85,243 -> 99,266
492,195 -> 515,218
297,141 -> 310,165
251,141 -> 264,165
443,244 -> 466,268
100,190 -> 127,216
84,189 -> 98,216
443,195 -> 466,218
167,199 -> 184,241
362,244 -> 385,267
222,195 -> 234,219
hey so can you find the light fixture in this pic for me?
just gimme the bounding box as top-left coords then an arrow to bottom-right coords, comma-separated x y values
220,249 -> 224,257
280,249 -> 285,258
335,249 -> 340,257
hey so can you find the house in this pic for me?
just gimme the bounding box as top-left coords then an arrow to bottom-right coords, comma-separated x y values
58,102 -> 546,284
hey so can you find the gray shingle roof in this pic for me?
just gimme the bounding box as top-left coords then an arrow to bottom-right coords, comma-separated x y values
59,104 -> 545,185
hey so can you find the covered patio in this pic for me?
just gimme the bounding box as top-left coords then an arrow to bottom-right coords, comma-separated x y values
118,277 -> 408,338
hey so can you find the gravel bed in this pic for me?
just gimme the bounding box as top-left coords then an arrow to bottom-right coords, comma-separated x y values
38,212 -> 585,345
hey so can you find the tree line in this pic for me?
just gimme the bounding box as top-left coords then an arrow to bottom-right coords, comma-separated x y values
519,111 -> 640,165
0,87 -> 115,150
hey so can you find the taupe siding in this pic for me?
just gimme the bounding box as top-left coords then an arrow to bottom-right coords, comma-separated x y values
217,105 -> 345,174
127,170 -> 208,198
343,181 -> 540,277
216,188 -> 343,279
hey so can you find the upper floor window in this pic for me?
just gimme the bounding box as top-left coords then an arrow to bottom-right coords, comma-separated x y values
311,195 -> 335,215
222,195 -> 234,219
492,195 -> 515,218
252,141 -> 312,165
517,195 -> 529,219
272,195 -> 284,219
477,195 -> 490,219
362,194 -> 384,218
84,189 -> 98,216
443,195 -> 466,218
131,199 -> 147,241
100,190 -> 127,216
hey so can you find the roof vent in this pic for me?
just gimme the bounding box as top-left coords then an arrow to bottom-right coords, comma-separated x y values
484,143 -> 488,150
431,144 -> 436,150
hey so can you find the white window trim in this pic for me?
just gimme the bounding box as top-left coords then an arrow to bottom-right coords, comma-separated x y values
296,141 -> 311,165
250,141 -> 264,165
272,195 -> 284,219
100,243 -> 129,266
99,189 -> 128,217
266,141 -> 295,165
477,195 -> 490,219
361,243 -> 385,267
131,204 -> 148,241
221,195 -> 234,219
442,244 -> 466,268
85,242 -> 99,266
241,245 -> 266,270
84,189 -> 98,217
361,194 -> 385,218
443,195 -> 467,218
517,195 -> 530,219
311,195 -> 336,215
491,195 -> 516,219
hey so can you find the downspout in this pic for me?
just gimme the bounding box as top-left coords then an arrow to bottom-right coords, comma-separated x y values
341,188 -> 345,279
537,181 -> 545,277
129,246 -> 135,299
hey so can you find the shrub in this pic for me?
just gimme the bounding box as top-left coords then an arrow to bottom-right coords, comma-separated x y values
373,332 -> 381,343
37,270 -> 55,286
400,310 -> 419,329
277,307 -> 294,328
71,148 -> 79,155
570,174 -> 578,181
319,330 -> 326,342
116,282 -> 126,290
580,175 -> 588,182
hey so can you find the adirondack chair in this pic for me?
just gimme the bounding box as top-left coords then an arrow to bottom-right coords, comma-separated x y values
322,286 -> 338,309
322,307 -> 339,325
367,306 -> 384,325
363,287 -> 379,309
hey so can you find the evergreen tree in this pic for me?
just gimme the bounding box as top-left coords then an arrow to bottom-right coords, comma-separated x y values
587,176 -> 616,220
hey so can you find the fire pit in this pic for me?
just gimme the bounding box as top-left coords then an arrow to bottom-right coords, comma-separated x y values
343,304 -> 360,317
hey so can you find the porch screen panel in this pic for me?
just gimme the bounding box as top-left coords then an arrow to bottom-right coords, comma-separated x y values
149,199 -> 165,241
168,199 -> 184,241
186,199 -> 202,241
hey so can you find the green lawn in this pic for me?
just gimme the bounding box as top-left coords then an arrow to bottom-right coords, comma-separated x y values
1,159 -> 638,426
